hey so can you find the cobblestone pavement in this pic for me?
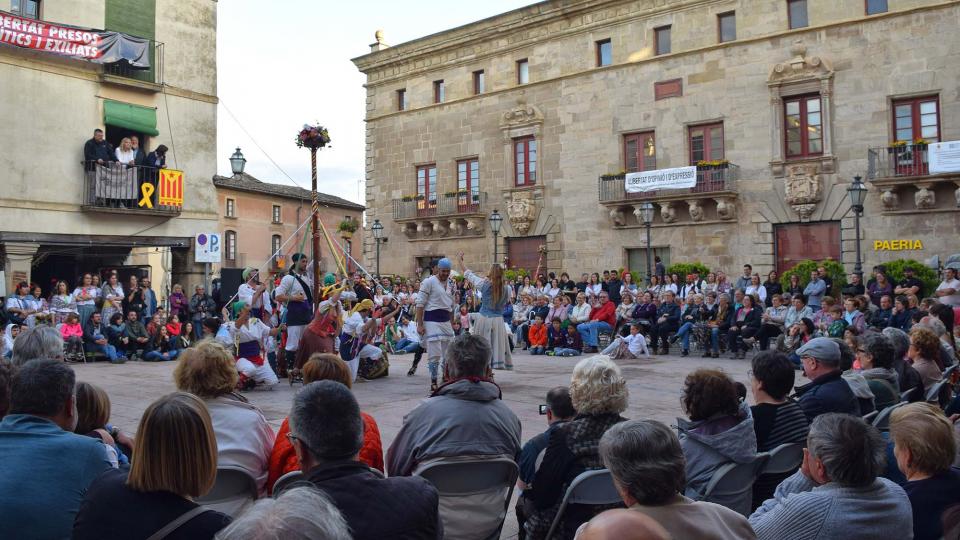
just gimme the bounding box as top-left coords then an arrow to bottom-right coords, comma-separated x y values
75,349 -> 759,539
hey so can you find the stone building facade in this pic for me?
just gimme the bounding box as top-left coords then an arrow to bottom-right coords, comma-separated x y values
213,173 -> 364,277
0,0 -> 218,293
353,0 -> 960,279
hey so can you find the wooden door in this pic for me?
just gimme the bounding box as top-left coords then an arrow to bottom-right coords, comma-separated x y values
775,222 -> 841,274
507,236 -> 546,275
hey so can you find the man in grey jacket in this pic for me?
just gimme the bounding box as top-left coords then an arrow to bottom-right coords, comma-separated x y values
387,333 -> 521,538
749,413 -> 912,540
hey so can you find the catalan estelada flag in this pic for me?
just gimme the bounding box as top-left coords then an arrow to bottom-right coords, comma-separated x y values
158,169 -> 184,207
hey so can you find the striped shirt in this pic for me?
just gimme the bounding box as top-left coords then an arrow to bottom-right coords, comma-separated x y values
751,400 -> 809,452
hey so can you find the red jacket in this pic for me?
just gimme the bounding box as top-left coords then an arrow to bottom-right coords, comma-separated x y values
590,301 -> 616,327
528,323 -> 548,347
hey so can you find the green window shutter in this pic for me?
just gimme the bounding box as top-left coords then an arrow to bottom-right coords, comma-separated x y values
105,0 -> 156,82
104,0 -> 156,39
103,100 -> 159,136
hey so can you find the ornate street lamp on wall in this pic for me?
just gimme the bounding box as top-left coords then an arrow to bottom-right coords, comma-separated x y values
638,202 -> 655,282
229,147 -> 246,176
372,218 -> 385,278
489,209 -> 503,264
847,175 -> 868,279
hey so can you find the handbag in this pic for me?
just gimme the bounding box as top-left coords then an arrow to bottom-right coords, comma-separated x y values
145,506 -> 209,540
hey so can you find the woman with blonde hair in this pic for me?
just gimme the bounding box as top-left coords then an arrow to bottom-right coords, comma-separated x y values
889,402 -> 960,540
267,353 -> 384,493
523,355 -> 629,538
909,327 -> 944,394
73,392 -> 232,539
456,252 -> 513,370
174,340 -> 274,496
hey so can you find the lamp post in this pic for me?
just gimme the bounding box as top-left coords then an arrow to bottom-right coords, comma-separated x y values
847,175 -> 868,280
638,202 -> 655,283
229,147 -> 246,176
489,209 -> 503,265
372,219 -> 384,278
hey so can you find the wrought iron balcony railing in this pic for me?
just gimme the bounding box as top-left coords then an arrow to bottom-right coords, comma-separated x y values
598,164 -> 739,203
81,161 -> 181,216
392,191 -> 487,220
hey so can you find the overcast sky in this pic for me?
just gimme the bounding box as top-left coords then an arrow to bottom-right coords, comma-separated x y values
215,0 -> 538,206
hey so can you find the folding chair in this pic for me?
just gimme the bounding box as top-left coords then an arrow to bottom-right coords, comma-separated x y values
862,410 -> 879,423
872,402 -> 906,431
272,470 -> 305,496
943,364 -> 958,381
901,386 -> 922,403
416,456 -> 518,540
925,380 -> 950,407
752,444 -> 802,510
545,469 -> 622,540
700,454 -> 770,517
196,465 -> 258,517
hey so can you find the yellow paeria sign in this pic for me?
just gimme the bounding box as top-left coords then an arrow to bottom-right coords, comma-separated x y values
874,240 -> 923,251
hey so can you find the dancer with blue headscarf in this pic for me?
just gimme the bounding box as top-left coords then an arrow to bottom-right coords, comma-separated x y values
415,257 -> 457,393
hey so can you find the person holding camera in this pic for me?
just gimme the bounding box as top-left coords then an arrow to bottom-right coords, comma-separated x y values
515,386 -> 576,540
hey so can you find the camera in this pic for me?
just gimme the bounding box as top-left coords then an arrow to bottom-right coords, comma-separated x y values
538,404 -> 548,415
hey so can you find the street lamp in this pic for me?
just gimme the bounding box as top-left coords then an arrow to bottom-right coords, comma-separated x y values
847,175 -> 868,279
229,147 -> 246,176
638,202 -> 655,282
489,209 -> 503,264
371,218 -> 384,278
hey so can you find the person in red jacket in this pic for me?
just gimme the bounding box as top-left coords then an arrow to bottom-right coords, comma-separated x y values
528,315 -> 549,355
577,291 -> 616,353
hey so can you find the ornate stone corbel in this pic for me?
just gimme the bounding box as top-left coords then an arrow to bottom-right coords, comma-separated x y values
715,197 -> 737,220
417,221 -> 432,237
403,223 -> 418,238
450,220 -> 464,236
610,207 -> 626,227
687,200 -> 705,222
659,202 -> 677,224
880,188 -> 899,211
432,220 -> 448,237
915,184 -> 935,209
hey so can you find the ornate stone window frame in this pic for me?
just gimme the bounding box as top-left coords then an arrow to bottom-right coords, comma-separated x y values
500,104 -> 544,190
768,42 -> 836,178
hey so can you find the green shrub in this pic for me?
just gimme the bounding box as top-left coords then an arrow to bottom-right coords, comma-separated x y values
666,262 -> 711,279
779,259 -> 848,297
504,267 -> 531,283
616,267 -> 643,286
878,259 -> 938,298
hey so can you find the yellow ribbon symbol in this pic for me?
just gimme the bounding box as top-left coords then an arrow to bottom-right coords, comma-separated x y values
138,183 -> 155,209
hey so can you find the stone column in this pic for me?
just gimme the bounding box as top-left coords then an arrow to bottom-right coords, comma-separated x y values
2,242 -> 39,294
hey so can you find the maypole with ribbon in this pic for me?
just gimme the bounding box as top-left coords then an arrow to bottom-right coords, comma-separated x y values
295,123 -> 331,309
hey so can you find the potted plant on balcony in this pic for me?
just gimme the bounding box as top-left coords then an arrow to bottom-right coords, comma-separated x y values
887,140 -> 908,154
401,195 -> 414,202
337,218 -> 359,240
696,159 -> 729,170
913,138 -> 930,149
600,170 -> 627,180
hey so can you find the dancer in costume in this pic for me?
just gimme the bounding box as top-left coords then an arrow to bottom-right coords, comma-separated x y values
340,299 -> 401,382
224,301 -> 283,390
294,273 -> 345,373
456,252 -> 513,370
237,267 -> 271,320
275,253 -> 314,372
415,258 -> 456,392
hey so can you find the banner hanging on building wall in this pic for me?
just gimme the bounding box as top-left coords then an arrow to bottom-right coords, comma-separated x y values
0,10 -> 150,68
929,141 -> 960,174
625,166 -> 698,193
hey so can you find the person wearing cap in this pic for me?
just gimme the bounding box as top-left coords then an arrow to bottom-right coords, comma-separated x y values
340,299 -> 400,381
415,257 -> 456,393
237,267 -> 272,321
223,301 -> 282,389
275,253 -> 314,370
793,337 -> 860,421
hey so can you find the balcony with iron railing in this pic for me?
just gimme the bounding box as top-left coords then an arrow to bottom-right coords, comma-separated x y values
81,161 -> 182,217
867,142 -> 960,213
598,164 -> 740,226
100,41 -> 164,90
392,191 -> 488,239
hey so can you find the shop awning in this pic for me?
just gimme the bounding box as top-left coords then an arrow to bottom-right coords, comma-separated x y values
103,100 -> 159,136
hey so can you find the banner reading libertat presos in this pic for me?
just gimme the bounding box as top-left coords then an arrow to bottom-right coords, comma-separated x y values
0,10 -> 150,67
625,166 -> 698,193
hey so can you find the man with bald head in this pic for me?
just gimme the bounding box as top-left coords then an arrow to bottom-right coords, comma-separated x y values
577,509 -> 670,540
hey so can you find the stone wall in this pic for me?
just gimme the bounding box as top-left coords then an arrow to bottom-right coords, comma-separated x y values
356,0 -> 960,278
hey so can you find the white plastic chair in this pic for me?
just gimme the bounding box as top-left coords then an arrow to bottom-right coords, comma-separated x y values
196,465 -> 258,517
545,469 -> 622,540
760,443 -> 803,477
416,456 -> 518,540
272,470 -> 305,496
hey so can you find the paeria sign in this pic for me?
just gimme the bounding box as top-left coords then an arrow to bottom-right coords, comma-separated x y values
625,166 -> 697,193
874,239 -> 923,251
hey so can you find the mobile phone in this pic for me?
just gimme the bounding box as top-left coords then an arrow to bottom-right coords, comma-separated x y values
539,404 -> 548,415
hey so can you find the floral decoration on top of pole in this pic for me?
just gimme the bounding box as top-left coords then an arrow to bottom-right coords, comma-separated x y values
295,123 -> 332,149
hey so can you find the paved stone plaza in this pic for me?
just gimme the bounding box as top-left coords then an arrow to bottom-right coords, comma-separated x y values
75,349 -> 757,538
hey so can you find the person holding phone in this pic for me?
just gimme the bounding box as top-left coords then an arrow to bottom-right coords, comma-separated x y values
515,387 -> 577,537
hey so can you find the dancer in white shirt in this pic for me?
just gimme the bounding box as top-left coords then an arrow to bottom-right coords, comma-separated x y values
416,258 -> 456,392
224,301 -> 282,389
